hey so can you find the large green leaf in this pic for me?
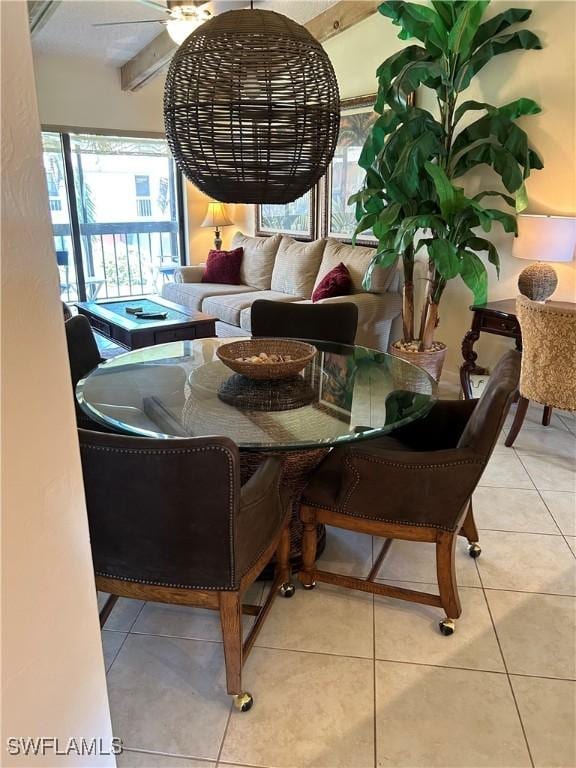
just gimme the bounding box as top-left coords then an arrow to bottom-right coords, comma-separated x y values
452,100 -> 541,156
424,161 -> 466,217
463,235 -> 501,277
352,213 -> 378,243
379,1 -> 448,53
472,8 -> 532,49
473,189 -> 516,208
460,250 -> 488,304
458,30 -> 542,91
428,239 -> 461,279
448,1 -> 489,58
384,60 -> 444,109
453,142 -> 524,192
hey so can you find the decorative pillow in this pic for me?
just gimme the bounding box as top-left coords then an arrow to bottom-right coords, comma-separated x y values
232,232 -> 282,290
202,247 -> 243,284
312,262 -> 352,302
313,238 -> 397,294
271,236 -> 327,298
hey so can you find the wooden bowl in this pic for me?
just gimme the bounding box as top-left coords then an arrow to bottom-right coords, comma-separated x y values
216,339 -> 317,380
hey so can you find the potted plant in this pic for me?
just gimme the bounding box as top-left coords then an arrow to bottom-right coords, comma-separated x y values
350,0 -> 544,380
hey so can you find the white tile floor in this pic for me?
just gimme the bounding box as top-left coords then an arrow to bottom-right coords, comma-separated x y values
101,402 -> 576,768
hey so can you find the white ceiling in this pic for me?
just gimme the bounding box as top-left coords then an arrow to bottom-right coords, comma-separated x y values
32,0 -> 339,67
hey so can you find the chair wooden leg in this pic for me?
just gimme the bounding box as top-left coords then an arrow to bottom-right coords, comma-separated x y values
99,594 -> 119,628
219,591 -> 253,712
436,531 -> 461,635
460,501 -> 481,559
505,396 -> 529,447
299,518 -> 318,590
277,524 -> 295,598
542,405 -> 553,426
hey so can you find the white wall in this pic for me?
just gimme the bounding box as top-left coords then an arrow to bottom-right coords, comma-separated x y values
1,4 -> 115,765
324,0 -> 576,376
32,52 -> 254,263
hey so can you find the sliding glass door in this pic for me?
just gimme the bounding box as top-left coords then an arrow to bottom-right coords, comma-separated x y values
42,132 -> 184,302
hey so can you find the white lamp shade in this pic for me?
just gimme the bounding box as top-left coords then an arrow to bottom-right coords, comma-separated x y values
513,214 -> 576,263
200,201 -> 235,229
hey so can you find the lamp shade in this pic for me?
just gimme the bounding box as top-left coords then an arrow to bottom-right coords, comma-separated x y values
163,8 -> 340,204
513,214 -> 576,263
200,201 -> 234,229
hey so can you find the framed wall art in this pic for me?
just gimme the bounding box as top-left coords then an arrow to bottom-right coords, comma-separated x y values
322,95 -> 379,245
255,187 -> 317,241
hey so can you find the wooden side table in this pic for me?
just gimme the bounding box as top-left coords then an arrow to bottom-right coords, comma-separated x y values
460,299 -> 521,400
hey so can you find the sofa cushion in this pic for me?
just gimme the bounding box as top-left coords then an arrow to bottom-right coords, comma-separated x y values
201,290 -> 303,331
161,281 -> 253,313
312,262 -> 352,302
314,239 -> 394,294
270,236 -> 326,298
203,247 -> 243,284
232,232 -> 282,290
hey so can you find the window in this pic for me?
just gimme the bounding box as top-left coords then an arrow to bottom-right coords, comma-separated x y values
41,132 -> 184,301
135,175 -> 150,197
136,198 -> 153,217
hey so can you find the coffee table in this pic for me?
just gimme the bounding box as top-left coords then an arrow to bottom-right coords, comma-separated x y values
76,295 -> 216,351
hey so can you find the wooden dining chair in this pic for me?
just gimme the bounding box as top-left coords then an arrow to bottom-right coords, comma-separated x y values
250,299 -> 359,345
505,295 -> 576,446
80,428 -> 294,712
298,351 -> 521,635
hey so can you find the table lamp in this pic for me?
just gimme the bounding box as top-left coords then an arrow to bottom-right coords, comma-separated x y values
513,214 -> 576,301
200,201 -> 234,250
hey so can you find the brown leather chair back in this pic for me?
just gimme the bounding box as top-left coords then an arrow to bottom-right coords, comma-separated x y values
65,315 -> 105,429
251,299 -> 358,345
458,350 -> 521,457
79,429 -> 242,590
65,315 -> 103,390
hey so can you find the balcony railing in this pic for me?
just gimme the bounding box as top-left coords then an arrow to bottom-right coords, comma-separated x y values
55,220 -> 180,303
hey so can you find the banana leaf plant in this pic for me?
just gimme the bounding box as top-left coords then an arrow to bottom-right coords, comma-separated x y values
349,0 -> 544,350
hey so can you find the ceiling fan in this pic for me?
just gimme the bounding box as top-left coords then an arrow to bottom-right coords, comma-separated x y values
92,0 -> 212,45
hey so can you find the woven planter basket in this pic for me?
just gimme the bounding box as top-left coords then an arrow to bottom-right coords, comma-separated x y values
163,8 -> 340,204
389,341 -> 447,384
216,338 -> 317,380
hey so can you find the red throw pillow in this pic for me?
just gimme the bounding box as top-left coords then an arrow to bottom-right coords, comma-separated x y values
312,262 -> 352,302
202,247 -> 243,284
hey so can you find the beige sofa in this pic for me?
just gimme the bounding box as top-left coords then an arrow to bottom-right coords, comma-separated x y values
162,232 -> 403,351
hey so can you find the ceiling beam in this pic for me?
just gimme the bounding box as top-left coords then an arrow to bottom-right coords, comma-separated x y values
120,30 -> 176,92
305,0 -> 380,44
28,0 -> 61,35
120,0 -> 380,92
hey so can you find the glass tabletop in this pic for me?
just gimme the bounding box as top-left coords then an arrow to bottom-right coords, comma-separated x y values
76,338 -> 437,450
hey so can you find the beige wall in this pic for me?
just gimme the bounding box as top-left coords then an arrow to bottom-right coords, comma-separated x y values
32,52 -> 253,264
2,4 -> 115,765
324,0 -> 576,378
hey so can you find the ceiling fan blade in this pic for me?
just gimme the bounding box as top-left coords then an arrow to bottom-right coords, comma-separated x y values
92,19 -> 166,27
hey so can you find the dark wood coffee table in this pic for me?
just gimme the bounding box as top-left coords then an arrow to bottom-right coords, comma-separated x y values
76,295 -> 216,350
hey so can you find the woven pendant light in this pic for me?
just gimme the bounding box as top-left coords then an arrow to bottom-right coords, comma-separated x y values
163,8 -> 340,204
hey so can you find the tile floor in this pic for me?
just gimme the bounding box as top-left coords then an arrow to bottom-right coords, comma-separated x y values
100,401 -> 576,768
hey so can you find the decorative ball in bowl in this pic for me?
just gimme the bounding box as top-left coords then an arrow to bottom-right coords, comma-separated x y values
216,339 -> 317,380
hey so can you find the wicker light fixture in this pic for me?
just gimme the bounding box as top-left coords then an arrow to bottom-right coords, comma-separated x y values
163,8 -> 340,204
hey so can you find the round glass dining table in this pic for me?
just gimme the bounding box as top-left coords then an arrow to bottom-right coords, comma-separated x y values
76,338 -> 437,448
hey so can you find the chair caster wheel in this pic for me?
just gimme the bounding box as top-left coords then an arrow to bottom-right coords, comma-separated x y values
468,542 -> 482,558
280,583 -> 295,598
233,692 -> 253,712
439,618 -> 455,636
302,581 -> 316,590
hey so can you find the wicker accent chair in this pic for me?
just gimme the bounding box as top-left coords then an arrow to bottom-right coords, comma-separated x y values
251,299 -> 358,345
506,295 -> 576,446
80,429 -> 294,711
298,351 -> 521,636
